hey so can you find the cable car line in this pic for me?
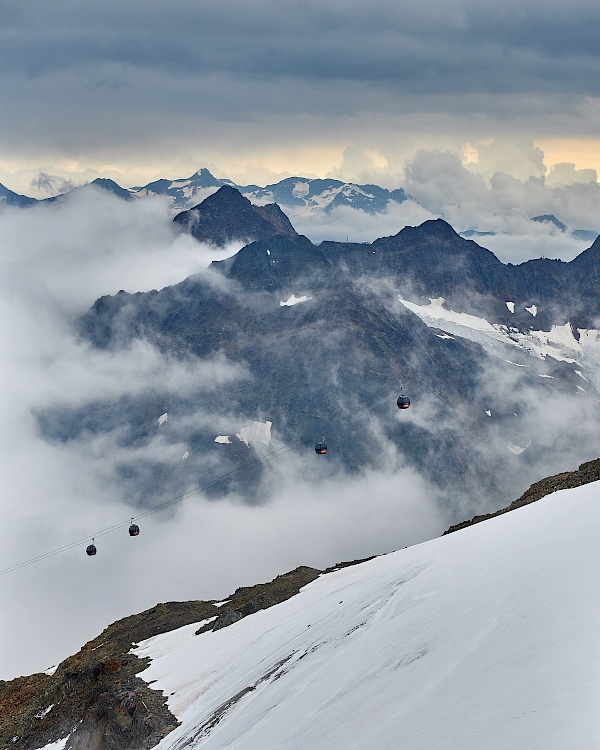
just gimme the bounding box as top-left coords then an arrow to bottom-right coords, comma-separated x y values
1,389 -> 408,576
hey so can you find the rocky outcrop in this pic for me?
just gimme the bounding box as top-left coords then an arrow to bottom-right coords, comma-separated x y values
0,601 -> 219,750
0,566 -> 329,750
443,457 -> 600,535
0,559 -> 381,749
195,566 -> 321,634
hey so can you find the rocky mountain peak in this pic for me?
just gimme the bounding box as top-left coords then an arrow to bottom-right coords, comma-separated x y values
173,185 -> 297,247
397,218 -> 460,242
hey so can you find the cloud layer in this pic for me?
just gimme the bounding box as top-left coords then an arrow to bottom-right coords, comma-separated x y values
1,0 -> 600,185
0,191 -> 449,680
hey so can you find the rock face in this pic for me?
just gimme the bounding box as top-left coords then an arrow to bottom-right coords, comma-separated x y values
0,601 -> 217,750
0,566 -> 321,750
172,185 -> 298,246
443,457 -> 600,534
196,566 -> 321,634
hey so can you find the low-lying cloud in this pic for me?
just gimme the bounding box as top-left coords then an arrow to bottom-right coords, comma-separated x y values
0,190 -> 449,681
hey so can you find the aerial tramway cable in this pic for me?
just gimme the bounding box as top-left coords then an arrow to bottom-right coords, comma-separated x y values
0,389 -> 409,576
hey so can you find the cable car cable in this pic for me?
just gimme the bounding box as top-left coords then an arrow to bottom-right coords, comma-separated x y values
0,389 -> 406,576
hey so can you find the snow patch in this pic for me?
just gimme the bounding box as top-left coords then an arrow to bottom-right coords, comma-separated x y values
574,370 -> 588,381
525,305 -> 538,317
507,441 -> 530,455
505,360 -> 528,367
236,421 -> 272,446
398,297 -> 497,333
215,435 -> 232,445
291,181 -> 310,198
506,301 -> 515,313
212,600 -> 230,608
36,739 -> 68,750
485,410 -> 492,417
181,451 -> 189,461
399,295 -> 600,387
34,705 -> 54,719
158,412 -> 168,426
280,294 -> 312,307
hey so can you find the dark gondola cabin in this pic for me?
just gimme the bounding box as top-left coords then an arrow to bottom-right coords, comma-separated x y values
315,441 -> 327,455
129,522 -> 140,537
86,542 -> 97,556
397,395 -> 411,409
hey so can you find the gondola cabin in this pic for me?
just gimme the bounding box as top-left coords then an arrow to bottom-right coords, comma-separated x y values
129,522 -> 140,537
397,395 -> 411,410
86,542 -> 97,556
315,441 -> 327,455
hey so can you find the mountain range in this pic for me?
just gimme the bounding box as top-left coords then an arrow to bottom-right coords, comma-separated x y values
42,186 -> 598,527
1,168 -> 597,242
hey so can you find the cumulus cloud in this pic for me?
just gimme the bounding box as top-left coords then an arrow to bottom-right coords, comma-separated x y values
546,162 -> 598,186
399,146 -> 600,260
30,171 -> 79,196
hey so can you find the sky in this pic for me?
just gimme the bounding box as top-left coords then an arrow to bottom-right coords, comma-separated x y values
2,0 -> 600,681
1,0 -> 600,193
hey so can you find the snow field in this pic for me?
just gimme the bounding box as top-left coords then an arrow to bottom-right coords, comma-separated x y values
136,481 -> 600,749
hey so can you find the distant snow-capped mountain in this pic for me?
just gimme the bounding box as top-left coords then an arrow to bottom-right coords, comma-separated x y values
132,168 -> 410,214
462,213 -> 599,244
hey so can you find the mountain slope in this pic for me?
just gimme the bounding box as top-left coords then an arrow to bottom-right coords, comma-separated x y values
136,475 -> 600,749
0,182 -> 37,207
4,463 -> 599,750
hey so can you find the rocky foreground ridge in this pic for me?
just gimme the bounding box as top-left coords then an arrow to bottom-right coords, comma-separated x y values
1,460 -> 598,750
443,457 -> 600,534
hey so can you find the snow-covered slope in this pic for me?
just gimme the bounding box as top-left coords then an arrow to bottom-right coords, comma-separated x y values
399,296 -> 600,390
135,481 -> 600,750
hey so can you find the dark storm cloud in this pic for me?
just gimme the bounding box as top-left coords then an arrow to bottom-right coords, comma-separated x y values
2,0 -> 599,92
1,0 -> 599,152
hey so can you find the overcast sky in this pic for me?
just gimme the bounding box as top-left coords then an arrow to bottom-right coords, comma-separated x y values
1,0 -> 600,191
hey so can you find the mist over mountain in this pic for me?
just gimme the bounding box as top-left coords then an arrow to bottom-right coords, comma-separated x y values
2,162 -> 598,260
2,181 -> 600,690
0,181 -> 37,207
70,188 -> 600,526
